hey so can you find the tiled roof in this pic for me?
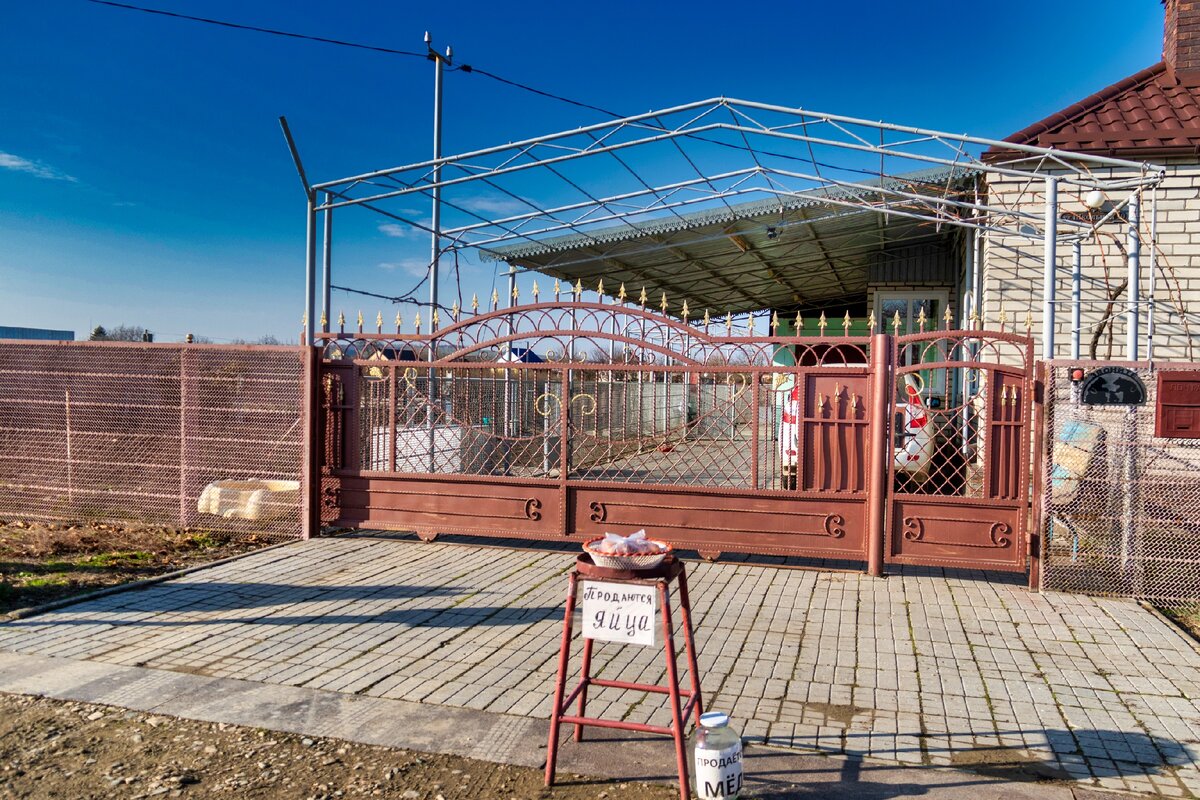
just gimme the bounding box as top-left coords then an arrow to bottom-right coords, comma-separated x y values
993,61 -> 1200,158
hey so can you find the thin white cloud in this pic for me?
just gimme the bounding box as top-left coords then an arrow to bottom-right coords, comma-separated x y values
0,151 -> 77,182
378,258 -> 429,278
460,196 -> 527,215
378,223 -> 409,238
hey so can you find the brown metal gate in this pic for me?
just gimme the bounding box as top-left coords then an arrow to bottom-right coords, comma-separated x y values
313,301 -> 1034,573
887,330 -> 1034,572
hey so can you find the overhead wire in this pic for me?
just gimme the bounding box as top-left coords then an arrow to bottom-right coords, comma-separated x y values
81,0 -> 626,120
82,0 -> 428,58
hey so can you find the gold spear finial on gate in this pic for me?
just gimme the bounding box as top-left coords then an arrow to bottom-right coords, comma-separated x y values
1024,310 -> 1034,334
414,311 -> 422,334
795,311 -> 803,335
511,283 -> 519,302
338,311 -> 346,333
320,311 -> 328,329
574,279 -> 583,299
531,280 -> 540,302
969,307 -> 980,328
471,293 -> 479,313
356,311 -> 364,334
660,291 -> 669,313
998,307 -> 1008,331
553,279 -> 561,300
843,310 -> 852,336
431,309 -> 440,330
638,286 -> 648,308
747,313 -> 755,335
490,288 -> 499,310
597,278 -> 605,296
868,310 -> 877,333
395,311 -> 403,333
301,311 -> 308,335
703,308 -> 711,327
818,310 -> 828,335
943,307 -> 952,330
771,311 -> 780,334
892,310 -> 902,334
725,311 -> 733,335
618,283 -> 627,303
916,306 -> 927,332
681,300 -> 690,322
376,311 -> 383,333
451,300 -> 460,321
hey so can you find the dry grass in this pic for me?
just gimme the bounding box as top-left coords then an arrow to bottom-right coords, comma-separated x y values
1161,604 -> 1200,644
0,520 -> 270,613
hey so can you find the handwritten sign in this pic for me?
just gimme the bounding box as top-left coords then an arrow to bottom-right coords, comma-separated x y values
581,581 -> 656,646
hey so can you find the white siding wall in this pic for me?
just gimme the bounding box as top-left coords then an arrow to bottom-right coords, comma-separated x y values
984,158 -> 1200,363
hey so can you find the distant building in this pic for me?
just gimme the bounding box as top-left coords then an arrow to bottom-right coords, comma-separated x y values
0,326 -> 75,341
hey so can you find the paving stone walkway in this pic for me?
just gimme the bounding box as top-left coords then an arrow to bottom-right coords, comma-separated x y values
1,535 -> 1198,797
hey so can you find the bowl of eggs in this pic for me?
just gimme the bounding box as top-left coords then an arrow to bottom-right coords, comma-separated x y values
583,530 -> 672,570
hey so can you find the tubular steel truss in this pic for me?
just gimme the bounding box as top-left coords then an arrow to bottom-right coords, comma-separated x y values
312,98 -> 1163,251
293,97 -> 1167,362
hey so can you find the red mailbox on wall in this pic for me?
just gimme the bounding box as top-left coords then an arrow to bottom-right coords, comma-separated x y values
1156,371 -> 1200,439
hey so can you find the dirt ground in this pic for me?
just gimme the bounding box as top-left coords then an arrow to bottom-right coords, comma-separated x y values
0,520 -> 269,615
0,693 -> 673,800
1162,604 -> 1200,643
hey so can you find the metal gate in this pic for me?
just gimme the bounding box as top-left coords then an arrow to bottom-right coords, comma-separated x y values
887,330 -> 1034,572
313,301 -> 1033,573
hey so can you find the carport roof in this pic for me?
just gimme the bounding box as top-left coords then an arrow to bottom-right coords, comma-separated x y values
480,167 -> 978,314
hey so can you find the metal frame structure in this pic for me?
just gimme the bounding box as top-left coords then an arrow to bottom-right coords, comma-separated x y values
287,97 -> 1166,361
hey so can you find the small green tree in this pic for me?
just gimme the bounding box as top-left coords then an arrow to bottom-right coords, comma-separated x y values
89,325 -> 108,341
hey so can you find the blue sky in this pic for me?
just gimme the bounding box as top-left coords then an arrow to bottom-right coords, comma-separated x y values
0,0 -> 1165,341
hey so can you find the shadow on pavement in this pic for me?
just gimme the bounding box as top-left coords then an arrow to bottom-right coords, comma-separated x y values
2,580 -> 563,629
555,724 -> 1196,798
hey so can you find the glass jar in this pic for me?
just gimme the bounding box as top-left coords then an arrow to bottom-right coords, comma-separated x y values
691,711 -> 743,799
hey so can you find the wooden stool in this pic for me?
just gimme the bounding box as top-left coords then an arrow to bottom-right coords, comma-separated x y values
545,554 -> 703,800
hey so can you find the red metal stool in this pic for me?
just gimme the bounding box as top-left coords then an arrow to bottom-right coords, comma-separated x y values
545,554 -> 703,800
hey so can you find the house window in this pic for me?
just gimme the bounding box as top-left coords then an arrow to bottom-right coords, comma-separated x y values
875,290 -> 950,394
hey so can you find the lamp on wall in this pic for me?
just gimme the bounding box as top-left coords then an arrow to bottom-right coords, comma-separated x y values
1084,190 -> 1106,211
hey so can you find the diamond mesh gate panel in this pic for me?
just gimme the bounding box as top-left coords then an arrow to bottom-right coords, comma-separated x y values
1041,365 -> 1200,606
0,343 -> 305,540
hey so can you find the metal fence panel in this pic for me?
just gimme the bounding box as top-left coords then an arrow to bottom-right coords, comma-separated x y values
0,342 -> 305,540
1041,364 -> 1200,606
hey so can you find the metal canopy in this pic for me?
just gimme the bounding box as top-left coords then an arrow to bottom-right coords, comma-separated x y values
478,172 -> 970,313
296,97 -> 1167,353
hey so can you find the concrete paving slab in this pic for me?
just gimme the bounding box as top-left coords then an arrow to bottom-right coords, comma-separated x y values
1,535 -> 1198,797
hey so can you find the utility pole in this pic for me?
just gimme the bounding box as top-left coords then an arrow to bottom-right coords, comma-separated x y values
425,32 -> 451,471
426,31 -> 451,342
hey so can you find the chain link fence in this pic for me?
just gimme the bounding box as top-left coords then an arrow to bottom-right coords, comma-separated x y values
1041,363 -> 1200,607
0,342 -> 306,540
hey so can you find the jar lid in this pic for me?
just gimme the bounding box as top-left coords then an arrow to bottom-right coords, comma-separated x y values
699,712 -> 729,728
